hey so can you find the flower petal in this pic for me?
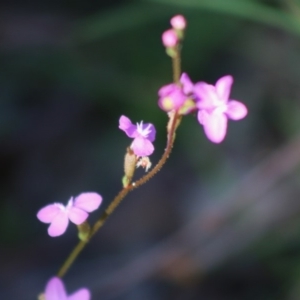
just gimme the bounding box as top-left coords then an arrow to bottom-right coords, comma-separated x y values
215,75 -> 233,102
158,89 -> 186,111
73,192 -> 102,212
197,109 -> 207,125
68,288 -> 90,300
158,83 -> 177,97
48,211 -> 69,237
37,204 -> 62,224
226,100 -> 248,120
131,137 -> 154,156
119,115 -> 136,138
180,73 -> 194,94
45,277 -> 68,300
194,82 -> 219,108
142,123 -> 156,142
68,207 -> 88,225
198,110 -> 227,143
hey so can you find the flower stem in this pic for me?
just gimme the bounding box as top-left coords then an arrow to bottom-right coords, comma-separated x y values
57,110 -> 180,278
172,46 -> 181,85
57,240 -> 87,277
56,46 -> 182,279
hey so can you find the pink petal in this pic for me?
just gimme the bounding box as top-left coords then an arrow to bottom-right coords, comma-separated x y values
119,115 -> 136,138
142,123 -> 156,142
158,83 -> 177,97
45,277 -> 67,300
180,73 -> 194,94
226,100 -> 248,120
215,75 -> 233,101
131,137 -> 154,157
68,288 -> 90,300
48,211 -> 69,237
37,204 -> 62,223
197,109 -> 207,125
194,82 -> 219,108
73,192 -> 102,212
68,207 -> 89,225
198,110 -> 227,143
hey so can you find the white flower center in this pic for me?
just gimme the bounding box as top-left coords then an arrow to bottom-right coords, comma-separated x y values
136,121 -> 152,138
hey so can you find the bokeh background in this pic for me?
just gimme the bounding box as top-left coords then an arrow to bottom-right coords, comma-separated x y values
2,0 -> 300,299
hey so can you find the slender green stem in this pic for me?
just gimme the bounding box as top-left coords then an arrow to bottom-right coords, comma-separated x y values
57,47 -> 182,279
172,46 -> 181,85
57,240 -> 87,277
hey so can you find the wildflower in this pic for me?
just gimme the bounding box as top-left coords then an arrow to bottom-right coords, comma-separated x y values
158,84 -> 185,111
162,29 -> 178,48
37,193 -> 102,237
158,73 -> 196,114
170,15 -> 186,30
119,115 -> 156,157
194,75 -> 248,143
42,277 -> 90,300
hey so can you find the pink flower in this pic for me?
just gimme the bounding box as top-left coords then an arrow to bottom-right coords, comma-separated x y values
158,83 -> 186,111
119,115 -> 156,157
44,277 -> 90,300
194,75 -> 247,143
170,15 -> 186,30
37,193 -> 102,237
162,29 -> 178,48
158,73 -> 196,114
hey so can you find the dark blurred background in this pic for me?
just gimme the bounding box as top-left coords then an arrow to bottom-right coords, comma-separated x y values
3,0 -> 300,299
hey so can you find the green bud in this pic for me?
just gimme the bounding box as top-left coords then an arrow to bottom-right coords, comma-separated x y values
123,147 -> 137,187
77,221 -> 91,242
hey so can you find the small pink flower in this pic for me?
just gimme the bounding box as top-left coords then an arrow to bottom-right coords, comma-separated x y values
194,75 -> 248,143
158,73 -> 196,113
170,15 -> 186,30
44,277 -> 90,300
162,29 -> 178,48
119,115 -> 156,157
37,193 -> 102,237
158,83 -> 186,111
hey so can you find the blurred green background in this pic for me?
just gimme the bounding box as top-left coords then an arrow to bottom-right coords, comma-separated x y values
3,0 -> 300,299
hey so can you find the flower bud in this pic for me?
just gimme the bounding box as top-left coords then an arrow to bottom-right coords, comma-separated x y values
162,29 -> 178,48
77,221 -> 91,241
123,147 -> 137,187
170,15 -> 186,30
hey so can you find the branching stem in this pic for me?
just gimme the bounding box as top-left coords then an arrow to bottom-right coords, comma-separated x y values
57,46 -> 182,279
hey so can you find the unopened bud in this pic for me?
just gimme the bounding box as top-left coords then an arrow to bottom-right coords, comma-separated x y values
77,221 -> 91,241
170,15 -> 186,30
123,147 -> 137,187
162,29 -> 178,48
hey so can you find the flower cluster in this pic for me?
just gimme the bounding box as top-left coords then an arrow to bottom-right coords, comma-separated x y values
162,15 -> 186,48
158,73 -> 248,143
158,73 -> 196,114
37,192 -> 102,237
